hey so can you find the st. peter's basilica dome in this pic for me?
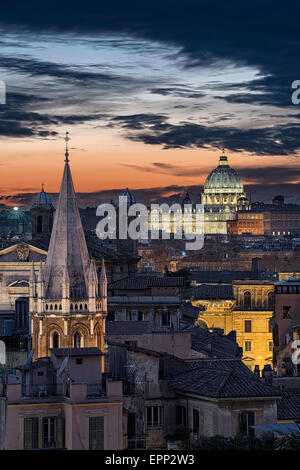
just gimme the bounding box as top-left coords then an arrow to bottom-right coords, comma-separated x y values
204,154 -> 243,193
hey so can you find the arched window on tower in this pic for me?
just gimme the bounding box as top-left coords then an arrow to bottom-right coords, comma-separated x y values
37,215 -> 43,233
244,291 -> 252,310
74,332 -> 81,348
52,332 -> 59,348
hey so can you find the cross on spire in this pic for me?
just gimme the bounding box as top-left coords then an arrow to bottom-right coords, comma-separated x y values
65,131 -> 70,163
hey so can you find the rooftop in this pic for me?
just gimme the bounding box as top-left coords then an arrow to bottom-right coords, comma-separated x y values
183,284 -> 234,300
51,347 -> 103,356
171,359 -> 280,399
108,276 -> 185,290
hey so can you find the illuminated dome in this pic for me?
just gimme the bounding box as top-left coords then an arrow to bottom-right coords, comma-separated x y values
201,152 -> 245,234
31,187 -> 53,209
204,154 -> 243,193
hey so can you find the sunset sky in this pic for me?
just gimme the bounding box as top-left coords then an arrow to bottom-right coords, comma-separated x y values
0,1 -> 300,208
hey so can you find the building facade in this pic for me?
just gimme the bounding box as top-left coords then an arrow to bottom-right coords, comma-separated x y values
185,281 -> 274,371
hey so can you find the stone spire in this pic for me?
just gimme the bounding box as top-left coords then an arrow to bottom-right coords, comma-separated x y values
44,132 -> 90,299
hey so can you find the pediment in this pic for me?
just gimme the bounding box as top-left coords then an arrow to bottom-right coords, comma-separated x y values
0,243 -> 47,262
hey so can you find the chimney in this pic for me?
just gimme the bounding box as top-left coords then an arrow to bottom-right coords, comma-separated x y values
262,364 -> 273,385
254,365 -> 260,378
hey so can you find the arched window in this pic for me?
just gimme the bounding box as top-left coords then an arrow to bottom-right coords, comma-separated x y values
74,332 -> 81,348
244,291 -> 252,309
52,332 -> 59,348
268,292 -> 274,309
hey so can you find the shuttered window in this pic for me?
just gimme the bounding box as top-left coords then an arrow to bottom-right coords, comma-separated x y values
89,416 -> 104,450
24,417 -> 39,449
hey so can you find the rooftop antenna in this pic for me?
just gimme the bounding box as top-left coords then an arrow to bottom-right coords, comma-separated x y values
64,131 -> 70,163
57,355 -> 69,378
25,349 -> 34,367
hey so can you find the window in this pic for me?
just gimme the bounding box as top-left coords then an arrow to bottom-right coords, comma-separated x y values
127,310 -> 138,321
52,332 -> 59,348
245,320 -> 252,333
24,418 -> 39,449
176,405 -> 186,426
193,409 -> 199,434
89,417 -> 104,450
244,292 -> 251,309
267,292 -> 274,309
43,417 -> 57,448
245,341 -> 252,352
107,311 -> 115,321
74,332 -> 81,348
37,215 -> 43,233
15,297 -> 29,329
239,411 -> 255,437
161,310 -> 171,327
146,406 -> 163,428
283,306 -> 292,319
4,319 -> 14,336
138,311 -> 144,321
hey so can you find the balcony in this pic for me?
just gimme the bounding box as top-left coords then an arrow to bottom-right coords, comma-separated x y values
86,383 -> 106,398
127,435 -> 146,450
22,383 -> 66,399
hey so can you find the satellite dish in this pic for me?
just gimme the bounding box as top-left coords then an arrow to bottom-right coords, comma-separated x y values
25,349 -> 34,367
57,356 -> 69,378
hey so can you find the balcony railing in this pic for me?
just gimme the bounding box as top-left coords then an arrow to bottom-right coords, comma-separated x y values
127,435 -> 146,450
86,383 -> 106,398
22,384 -> 66,399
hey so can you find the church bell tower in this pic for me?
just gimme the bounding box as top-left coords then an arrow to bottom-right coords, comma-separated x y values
30,132 -> 107,361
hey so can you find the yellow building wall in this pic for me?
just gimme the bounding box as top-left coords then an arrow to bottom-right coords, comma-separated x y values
191,299 -> 273,372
